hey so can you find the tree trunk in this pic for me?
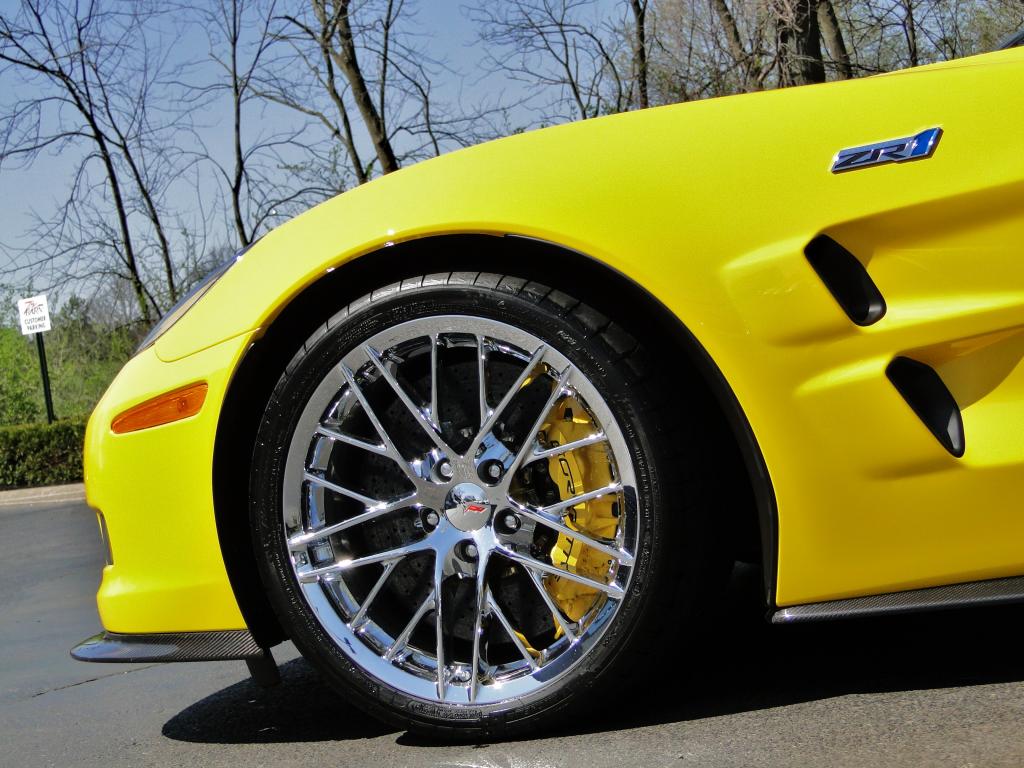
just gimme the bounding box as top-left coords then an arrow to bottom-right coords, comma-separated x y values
817,0 -> 852,79
711,0 -> 755,92
326,0 -> 399,174
629,0 -> 648,109
123,149 -> 176,304
232,83 -> 250,246
94,132 -> 152,324
901,0 -> 919,67
69,92 -> 153,323
775,0 -> 826,86
230,0 -> 251,247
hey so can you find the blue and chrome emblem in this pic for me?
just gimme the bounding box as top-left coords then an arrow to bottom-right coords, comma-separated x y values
831,127 -> 942,173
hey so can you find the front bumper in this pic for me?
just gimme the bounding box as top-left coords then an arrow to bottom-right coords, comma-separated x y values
84,331 -> 255,634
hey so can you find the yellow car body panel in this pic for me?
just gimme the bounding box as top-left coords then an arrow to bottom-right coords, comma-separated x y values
87,46 -> 1024,633
85,334 -> 253,632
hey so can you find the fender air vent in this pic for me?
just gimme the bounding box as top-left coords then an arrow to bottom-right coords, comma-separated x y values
805,235 -> 886,326
886,357 -> 965,458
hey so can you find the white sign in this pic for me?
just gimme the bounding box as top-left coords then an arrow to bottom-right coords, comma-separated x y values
17,294 -> 52,335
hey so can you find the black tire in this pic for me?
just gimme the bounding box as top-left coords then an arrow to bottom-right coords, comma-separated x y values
249,271 -> 724,739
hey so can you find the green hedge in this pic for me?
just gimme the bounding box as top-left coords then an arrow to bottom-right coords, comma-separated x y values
0,418 -> 87,489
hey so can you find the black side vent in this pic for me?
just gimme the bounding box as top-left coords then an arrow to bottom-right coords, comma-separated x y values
886,357 -> 965,458
805,235 -> 886,326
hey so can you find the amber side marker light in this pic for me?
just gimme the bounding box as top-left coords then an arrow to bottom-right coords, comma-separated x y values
111,382 -> 208,434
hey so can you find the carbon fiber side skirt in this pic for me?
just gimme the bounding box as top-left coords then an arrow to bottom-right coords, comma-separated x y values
772,575 -> 1024,624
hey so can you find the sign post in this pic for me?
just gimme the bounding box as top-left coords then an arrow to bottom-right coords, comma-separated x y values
17,294 -> 56,425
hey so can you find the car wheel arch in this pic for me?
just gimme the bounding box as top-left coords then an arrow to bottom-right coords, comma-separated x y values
211,232 -> 776,647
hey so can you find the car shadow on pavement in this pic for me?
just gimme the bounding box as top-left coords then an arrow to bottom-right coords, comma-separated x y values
163,565 -> 1024,746
162,656 -> 399,743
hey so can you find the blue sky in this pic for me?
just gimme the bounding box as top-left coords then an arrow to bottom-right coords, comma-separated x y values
0,1 -> 613,296
0,3 -> 470,234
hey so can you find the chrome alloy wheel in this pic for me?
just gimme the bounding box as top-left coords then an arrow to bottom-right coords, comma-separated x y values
282,315 -> 639,706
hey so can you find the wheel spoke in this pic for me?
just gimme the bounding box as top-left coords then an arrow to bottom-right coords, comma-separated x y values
364,344 -> 454,456
297,538 -> 433,583
429,332 -> 440,428
477,335 -> 489,431
432,546 -> 447,701
498,544 -> 625,599
303,470 -> 385,508
314,424 -> 387,456
521,563 -> 577,643
486,589 -> 539,671
338,362 -> 420,484
536,482 -> 622,517
385,590 -> 435,661
468,344 -> 547,456
350,559 -> 400,629
507,498 -> 635,567
288,491 -> 416,551
469,546 -> 491,702
530,431 -> 606,461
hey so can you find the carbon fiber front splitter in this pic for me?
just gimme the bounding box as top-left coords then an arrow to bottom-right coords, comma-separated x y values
71,629 -> 262,662
70,629 -> 280,686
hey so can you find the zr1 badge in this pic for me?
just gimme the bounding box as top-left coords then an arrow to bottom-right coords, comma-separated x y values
831,127 -> 942,173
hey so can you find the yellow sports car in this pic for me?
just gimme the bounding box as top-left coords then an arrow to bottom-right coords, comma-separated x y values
73,36 -> 1024,737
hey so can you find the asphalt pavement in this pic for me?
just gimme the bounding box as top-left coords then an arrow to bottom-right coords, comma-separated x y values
2,497 -> 1024,768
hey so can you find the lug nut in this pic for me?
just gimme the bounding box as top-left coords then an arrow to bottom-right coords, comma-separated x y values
480,460 -> 504,483
501,512 -> 521,532
437,460 -> 454,480
424,510 -> 440,528
463,543 -> 479,561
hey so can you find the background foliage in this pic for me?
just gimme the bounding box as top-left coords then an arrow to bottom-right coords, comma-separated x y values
0,417 -> 87,489
0,294 -> 138,427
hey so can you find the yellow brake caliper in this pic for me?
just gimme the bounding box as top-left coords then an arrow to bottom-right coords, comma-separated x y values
541,396 -> 620,625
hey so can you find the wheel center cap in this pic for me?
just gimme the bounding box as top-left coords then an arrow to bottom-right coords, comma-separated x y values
444,483 -> 493,532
